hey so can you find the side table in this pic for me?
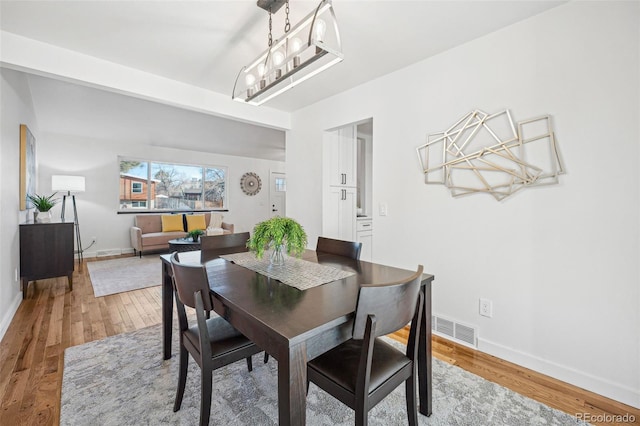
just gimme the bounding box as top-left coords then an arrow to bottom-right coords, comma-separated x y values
20,221 -> 74,298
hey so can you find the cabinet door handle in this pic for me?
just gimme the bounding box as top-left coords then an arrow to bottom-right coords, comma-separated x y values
361,224 -> 371,227
342,173 -> 347,185
342,189 -> 346,200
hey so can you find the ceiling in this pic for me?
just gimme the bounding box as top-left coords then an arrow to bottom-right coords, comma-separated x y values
1,1 -> 565,160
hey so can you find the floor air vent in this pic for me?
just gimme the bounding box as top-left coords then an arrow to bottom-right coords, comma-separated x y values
432,315 -> 477,348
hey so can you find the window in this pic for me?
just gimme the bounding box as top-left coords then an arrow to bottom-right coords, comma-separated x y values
119,158 -> 227,211
275,177 -> 286,192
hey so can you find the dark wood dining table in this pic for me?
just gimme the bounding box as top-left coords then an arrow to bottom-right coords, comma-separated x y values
160,250 -> 435,425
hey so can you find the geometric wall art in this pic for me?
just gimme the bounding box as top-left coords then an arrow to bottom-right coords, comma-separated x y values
416,109 -> 565,201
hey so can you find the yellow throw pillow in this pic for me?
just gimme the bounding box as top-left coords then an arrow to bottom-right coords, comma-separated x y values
161,215 -> 184,232
186,214 -> 207,232
209,213 -> 223,228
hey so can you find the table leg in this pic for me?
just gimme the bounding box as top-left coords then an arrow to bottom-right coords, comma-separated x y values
418,284 -> 433,416
162,261 -> 174,360
278,343 -> 307,426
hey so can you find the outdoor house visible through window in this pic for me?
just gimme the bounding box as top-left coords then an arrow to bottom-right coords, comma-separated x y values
119,158 -> 227,211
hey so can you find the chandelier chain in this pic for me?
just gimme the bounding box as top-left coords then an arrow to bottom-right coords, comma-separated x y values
284,0 -> 291,33
268,7 -> 273,47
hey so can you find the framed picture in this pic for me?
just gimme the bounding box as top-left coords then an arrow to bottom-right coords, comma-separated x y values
19,124 -> 36,210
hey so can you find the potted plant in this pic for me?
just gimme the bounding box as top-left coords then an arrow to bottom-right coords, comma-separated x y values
247,216 -> 308,266
27,192 -> 58,223
187,229 -> 205,242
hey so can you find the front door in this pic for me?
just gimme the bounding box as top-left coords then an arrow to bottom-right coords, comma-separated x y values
270,172 -> 286,218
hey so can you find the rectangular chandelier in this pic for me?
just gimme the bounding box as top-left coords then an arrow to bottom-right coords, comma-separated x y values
232,0 -> 343,106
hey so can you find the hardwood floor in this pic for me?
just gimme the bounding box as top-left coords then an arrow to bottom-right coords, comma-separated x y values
1,257 -> 638,425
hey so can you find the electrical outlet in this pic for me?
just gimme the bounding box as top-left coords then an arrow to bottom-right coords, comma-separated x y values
379,203 -> 388,216
91,236 -> 97,243
479,298 -> 493,318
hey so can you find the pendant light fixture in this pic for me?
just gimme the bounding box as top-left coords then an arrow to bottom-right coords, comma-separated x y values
232,0 -> 343,106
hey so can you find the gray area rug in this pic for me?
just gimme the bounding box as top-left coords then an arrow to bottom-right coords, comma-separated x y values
87,255 -> 161,297
61,324 -> 589,425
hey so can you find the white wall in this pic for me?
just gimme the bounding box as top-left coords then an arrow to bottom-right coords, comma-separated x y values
0,69 -> 38,339
287,1 -> 639,408
36,133 -> 284,257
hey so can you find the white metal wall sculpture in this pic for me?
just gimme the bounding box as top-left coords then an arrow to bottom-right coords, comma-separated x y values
416,109 -> 565,201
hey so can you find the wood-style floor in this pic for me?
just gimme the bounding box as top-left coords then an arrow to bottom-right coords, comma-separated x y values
1,257 -> 638,426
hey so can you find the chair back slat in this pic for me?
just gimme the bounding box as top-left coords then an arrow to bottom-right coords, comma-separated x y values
170,252 -> 213,311
352,265 -> 423,339
200,232 -> 250,263
316,236 -> 362,260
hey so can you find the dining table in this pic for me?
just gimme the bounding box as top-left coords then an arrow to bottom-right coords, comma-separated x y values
160,249 -> 435,425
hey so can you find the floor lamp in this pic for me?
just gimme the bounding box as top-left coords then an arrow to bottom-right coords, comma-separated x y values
52,175 -> 85,270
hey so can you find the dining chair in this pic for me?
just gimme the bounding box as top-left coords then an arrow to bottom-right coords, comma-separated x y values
307,265 -> 424,426
316,236 -> 362,260
170,252 -> 265,426
200,231 -> 250,263
199,232 -> 270,364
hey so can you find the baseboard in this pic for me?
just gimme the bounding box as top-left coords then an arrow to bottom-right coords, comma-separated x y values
477,337 -> 640,409
0,291 -> 22,343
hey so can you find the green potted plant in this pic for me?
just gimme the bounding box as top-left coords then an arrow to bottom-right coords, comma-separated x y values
187,229 -> 205,242
247,216 -> 308,266
27,192 -> 58,223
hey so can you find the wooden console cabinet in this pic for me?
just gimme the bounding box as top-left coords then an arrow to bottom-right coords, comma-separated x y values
19,221 -> 74,298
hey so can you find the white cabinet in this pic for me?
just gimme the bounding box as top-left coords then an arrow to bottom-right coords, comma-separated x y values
323,120 -> 373,249
327,126 -> 357,187
356,218 -> 373,262
324,186 -> 357,240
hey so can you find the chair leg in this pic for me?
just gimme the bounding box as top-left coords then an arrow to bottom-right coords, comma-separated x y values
405,375 -> 418,426
355,405 -> 368,426
173,346 -> 189,412
200,366 -> 213,426
246,356 -> 253,372
263,352 -> 269,363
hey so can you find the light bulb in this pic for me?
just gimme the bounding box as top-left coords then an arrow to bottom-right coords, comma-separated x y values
291,37 -> 303,53
290,37 -> 303,68
257,63 -> 267,89
314,19 -> 326,41
245,73 -> 256,98
257,63 -> 266,77
272,50 -> 285,79
272,50 -> 284,66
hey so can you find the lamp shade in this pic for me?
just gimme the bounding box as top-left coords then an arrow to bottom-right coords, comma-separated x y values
52,175 -> 85,192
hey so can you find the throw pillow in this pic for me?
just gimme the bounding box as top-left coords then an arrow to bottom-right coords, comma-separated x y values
206,227 -> 224,236
186,214 -> 207,232
209,213 -> 223,228
161,214 -> 184,232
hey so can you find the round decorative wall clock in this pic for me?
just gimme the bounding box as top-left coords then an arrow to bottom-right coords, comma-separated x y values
240,172 -> 262,195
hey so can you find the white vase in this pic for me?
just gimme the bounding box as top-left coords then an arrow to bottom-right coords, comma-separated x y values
34,210 -> 52,223
270,244 -> 286,266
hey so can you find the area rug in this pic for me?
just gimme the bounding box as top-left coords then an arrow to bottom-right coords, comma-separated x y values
60,324 -> 589,425
87,255 -> 161,297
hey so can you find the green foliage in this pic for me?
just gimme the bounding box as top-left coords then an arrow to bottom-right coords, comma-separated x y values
27,193 -> 58,212
187,229 -> 205,239
247,216 -> 308,259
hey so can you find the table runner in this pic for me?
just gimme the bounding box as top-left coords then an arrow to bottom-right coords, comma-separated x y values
220,251 -> 355,290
